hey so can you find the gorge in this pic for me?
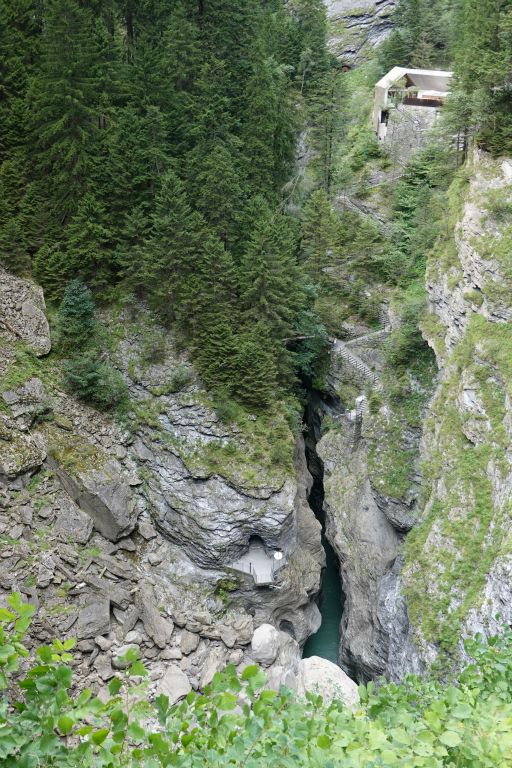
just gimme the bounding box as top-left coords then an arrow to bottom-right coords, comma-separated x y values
2,0 -> 512,764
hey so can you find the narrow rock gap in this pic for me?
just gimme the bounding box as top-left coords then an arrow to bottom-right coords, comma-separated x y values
302,391 -> 346,665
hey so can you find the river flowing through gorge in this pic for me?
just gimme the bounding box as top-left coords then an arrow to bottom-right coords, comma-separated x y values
302,392 -> 346,665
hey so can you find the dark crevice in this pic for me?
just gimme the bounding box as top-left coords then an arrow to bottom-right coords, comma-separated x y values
302,390 -> 346,664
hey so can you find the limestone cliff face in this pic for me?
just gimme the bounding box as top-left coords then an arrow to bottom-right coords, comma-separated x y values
324,0 -> 397,63
400,150 -> 512,669
0,276 -> 322,696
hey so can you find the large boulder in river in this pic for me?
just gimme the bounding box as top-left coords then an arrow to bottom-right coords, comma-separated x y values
250,624 -> 281,667
297,656 -> 359,708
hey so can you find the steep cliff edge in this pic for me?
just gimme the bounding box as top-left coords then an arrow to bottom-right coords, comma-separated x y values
401,150 -> 512,669
0,272 -> 323,694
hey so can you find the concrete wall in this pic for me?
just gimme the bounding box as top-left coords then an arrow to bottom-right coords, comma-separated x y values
379,104 -> 440,166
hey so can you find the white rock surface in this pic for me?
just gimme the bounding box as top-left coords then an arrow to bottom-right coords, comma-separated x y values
157,665 -> 192,704
297,656 -> 359,708
250,624 -> 281,667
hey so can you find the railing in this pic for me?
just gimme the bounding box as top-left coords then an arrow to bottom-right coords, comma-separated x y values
402,97 -> 444,108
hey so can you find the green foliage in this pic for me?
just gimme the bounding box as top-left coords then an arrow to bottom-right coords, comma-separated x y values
0,0 -> 331,409
2,597 -> 512,766
448,0 -> 512,155
56,280 -> 126,410
57,280 -> 96,354
63,353 -> 127,410
378,0 -> 457,71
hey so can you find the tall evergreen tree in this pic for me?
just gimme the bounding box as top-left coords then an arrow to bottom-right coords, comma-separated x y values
29,0 -> 97,225
239,197 -> 305,386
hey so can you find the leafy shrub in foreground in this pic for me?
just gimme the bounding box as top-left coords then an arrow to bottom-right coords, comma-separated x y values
1,594 -> 512,767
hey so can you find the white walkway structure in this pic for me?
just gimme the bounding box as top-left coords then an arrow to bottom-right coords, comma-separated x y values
373,66 -> 452,141
230,539 -> 284,586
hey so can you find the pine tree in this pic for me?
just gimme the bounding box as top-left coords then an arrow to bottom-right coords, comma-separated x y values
0,218 -> 30,275
241,49 -> 295,196
29,0 -> 97,225
239,198 -> 304,340
233,322 -> 278,409
301,189 -> 342,279
188,139 -> 247,252
57,278 -> 97,353
65,194 -> 114,292
0,0 -> 40,163
137,170 -> 205,319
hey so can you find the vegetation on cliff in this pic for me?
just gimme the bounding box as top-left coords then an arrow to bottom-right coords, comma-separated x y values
2,595 -> 512,767
0,0 -> 332,409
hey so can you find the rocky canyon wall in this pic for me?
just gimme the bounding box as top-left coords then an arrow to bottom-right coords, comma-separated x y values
324,0 -> 397,63
0,269 -> 324,698
400,150 -> 512,670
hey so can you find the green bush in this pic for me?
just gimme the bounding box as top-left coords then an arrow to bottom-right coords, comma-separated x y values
168,364 -> 193,393
64,353 -> 127,410
2,594 -> 512,767
140,329 -> 167,365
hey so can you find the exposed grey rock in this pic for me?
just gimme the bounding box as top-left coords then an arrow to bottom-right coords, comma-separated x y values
49,455 -> 137,542
0,267 -> 51,356
124,630 -> 143,645
55,500 -> 93,544
250,624 -> 281,667
94,635 -> 113,651
200,646 -> 227,688
393,151 -> 512,673
10,524 -> 24,540
137,585 -> 173,648
160,647 -> 182,660
325,0 -> 397,63
76,599 -> 110,639
138,521 -> 157,540
112,644 -> 139,669
156,665 -> 192,704
180,629 -> 200,655
0,416 -> 46,479
219,624 -> 237,648
36,554 -> 55,588
2,378 -> 47,423
318,423 -> 400,681
94,654 -> 114,681
84,575 -> 132,610
297,656 -> 359,708
374,493 -> 415,533
377,558 -> 424,680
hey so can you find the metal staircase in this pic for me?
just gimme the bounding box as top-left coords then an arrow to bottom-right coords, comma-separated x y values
331,338 -> 382,390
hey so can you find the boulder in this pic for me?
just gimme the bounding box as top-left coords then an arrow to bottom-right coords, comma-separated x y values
49,455 -> 136,542
1,378 -> 47,422
55,500 -> 93,544
180,629 -> 200,655
0,267 -> 51,356
113,644 -> 140,669
156,665 -> 192,704
250,624 -> 281,667
297,657 -> 359,708
75,599 -> 110,639
0,417 -> 46,479
137,585 -> 174,648
200,646 -> 227,688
